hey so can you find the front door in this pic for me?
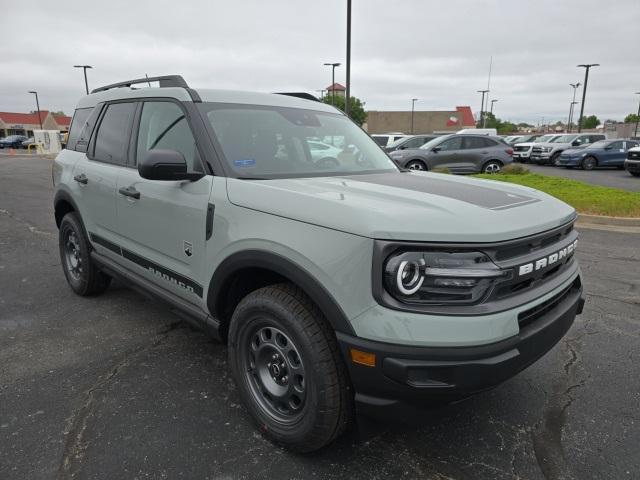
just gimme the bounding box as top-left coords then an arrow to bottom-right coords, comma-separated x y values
430,136 -> 463,170
115,100 -> 213,305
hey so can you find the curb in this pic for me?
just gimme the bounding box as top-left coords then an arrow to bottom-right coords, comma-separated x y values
577,213 -> 640,227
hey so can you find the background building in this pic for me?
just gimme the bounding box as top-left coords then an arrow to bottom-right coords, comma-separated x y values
365,106 -> 475,134
0,111 -> 71,138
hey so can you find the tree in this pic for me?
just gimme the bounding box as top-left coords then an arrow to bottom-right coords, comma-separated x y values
624,113 -> 640,124
51,111 -> 66,116
321,95 -> 367,126
476,112 -> 517,134
580,115 -> 599,129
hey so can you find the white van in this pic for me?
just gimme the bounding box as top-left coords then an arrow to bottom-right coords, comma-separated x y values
456,128 -> 497,136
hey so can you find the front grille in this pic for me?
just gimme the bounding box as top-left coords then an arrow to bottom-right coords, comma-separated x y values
628,151 -> 640,160
518,277 -> 581,329
531,147 -> 544,154
514,145 -> 529,152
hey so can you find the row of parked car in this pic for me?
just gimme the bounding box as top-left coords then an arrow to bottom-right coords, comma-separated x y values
371,130 -> 640,177
0,134 -> 34,149
509,132 -> 639,176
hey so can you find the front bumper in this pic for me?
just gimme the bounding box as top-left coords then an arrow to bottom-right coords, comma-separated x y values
530,153 -> 552,163
337,275 -> 584,417
625,159 -> 640,173
512,151 -> 531,159
556,156 -> 581,166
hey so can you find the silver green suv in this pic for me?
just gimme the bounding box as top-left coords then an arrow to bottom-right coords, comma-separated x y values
53,75 -> 584,452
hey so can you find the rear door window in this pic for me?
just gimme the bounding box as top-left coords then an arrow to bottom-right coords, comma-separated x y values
92,102 -> 136,165
66,107 -> 93,151
462,137 -> 487,149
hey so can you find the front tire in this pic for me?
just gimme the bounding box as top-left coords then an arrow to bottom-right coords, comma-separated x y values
228,284 -> 353,452
482,160 -> 503,174
630,171 -> 640,177
59,212 -> 111,296
581,156 -> 597,170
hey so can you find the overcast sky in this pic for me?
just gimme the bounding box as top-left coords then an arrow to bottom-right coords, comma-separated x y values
2,0 -> 639,124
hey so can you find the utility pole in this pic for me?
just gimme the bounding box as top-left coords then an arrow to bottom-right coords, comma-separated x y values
411,98 -> 418,134
323,62 -> 341,106
316,89 -> 326,100
576,64 -> 599,132
345,0 -> 351,118
477,90 -> 489,127
634,92 -> 640,138
27,91 -> 43,130
490,99 -> 498,116
73,65 -> 93,94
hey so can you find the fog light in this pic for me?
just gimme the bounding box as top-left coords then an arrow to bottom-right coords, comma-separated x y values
350,348 -> 376,367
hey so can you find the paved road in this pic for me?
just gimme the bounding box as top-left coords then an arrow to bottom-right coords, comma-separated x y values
525,163 -> 640,192
2,155 -> 639,480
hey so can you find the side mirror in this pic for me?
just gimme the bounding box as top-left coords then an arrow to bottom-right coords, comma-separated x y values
399,145 -> 407,150
432,146 -> 441,153
571,141 -> 581,146
138,149 -> 203,181
604,146 -> 612,150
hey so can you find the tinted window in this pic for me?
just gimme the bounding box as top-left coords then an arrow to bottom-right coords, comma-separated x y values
463,137 -> 487,149
628,142 -> 639,149
608,141 -> 624,150
438,136 -> 463,151
136,102 -> 201,171
403,137 -> 425,149
372,136 -> 388,146
93,103 -> 136,164
67,107 -> 93,151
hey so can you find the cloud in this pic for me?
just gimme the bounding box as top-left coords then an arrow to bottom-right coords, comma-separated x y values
1,0 -> 638,124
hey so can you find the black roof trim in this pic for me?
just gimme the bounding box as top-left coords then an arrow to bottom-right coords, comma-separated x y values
91,75 -> 189,94
274,92 -> 321,102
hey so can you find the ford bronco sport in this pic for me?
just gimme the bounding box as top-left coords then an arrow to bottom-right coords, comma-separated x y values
53,75 -> 584,452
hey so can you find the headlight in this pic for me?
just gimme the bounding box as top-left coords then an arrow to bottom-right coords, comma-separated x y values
383,250 -> 508,305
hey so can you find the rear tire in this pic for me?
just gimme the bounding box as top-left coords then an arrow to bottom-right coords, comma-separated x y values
550,152 -> 561,166
630,171 -> 640,177
581,156 -> 597,170
406,159 -> 427,171
59,212 -> 111,296
228,283 -> 353,452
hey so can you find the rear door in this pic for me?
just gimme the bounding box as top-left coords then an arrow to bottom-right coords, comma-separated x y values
456,136 -> 491,173
74,102 -> 136,252
114,99 -> 213,305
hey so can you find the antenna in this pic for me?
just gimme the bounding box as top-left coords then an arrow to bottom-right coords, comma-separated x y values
145,74 -> 152,87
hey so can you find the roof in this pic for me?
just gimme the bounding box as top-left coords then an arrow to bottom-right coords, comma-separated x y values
455,106 -> 476,126
76,86 -> 339,114
53,114 -> 72,126
326,83 -> 346,92
0,110 -> 49,125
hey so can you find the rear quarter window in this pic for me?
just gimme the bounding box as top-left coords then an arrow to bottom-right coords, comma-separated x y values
66,107 -> 94,151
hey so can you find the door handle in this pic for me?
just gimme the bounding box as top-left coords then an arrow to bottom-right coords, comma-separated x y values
118,186 -> 140,199
73,173 -> 88,184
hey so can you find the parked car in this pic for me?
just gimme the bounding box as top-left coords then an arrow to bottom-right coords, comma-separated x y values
512,134 -> 560,163
388,134 -> 513,173
371,133 -> 408,147
308,140 -> 343,167
504,135 -> 524,145
456,128 -> 497,135
624,146 -> 640,177
0,135 -> 28,149
53,75 -> 583,452
21,137 -> 36,149
531,133 -> 606,165
384,134 -> 438,152
556,139 -> 640,170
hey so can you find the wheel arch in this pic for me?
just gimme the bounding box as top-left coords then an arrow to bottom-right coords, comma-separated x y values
207,250 -> 356,341
54,189 -> 82,229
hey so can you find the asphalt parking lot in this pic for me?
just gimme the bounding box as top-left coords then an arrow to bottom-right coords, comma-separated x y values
525,163 -> 640,192
1,154 -> 639,480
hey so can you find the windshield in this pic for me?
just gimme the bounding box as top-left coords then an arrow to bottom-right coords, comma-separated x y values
387,136 -> 410,148
551,135 -> 577,143
200,103 -> 398,178
534,135 -> 555,143
420,136 -> 447,149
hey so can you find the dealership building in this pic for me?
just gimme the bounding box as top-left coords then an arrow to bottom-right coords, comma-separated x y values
0,111 -> 71,138
365,106 -> 476,134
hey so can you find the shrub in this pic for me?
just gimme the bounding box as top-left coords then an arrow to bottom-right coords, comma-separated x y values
432,167 -> 451,174
500,164 -> 530,175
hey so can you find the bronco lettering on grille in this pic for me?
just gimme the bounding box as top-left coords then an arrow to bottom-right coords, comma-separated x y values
518,239 -> 578,276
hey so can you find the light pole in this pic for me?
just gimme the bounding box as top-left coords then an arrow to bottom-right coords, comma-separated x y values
490,99 -> 498,116
634,92 -> 640,138
73,65 -> 93,95
323,62 -> 341,106
567,82 -> 581,133
411,98 -> 418,134
345,0 -> 351,118
576,64 -> 599,132
316,89 -> 326,100
27,91 -> 43,130
477,90 -> 489,127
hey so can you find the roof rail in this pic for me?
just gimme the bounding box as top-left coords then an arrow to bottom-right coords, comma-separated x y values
275,92 -> 320,102
91,75 -> 189,94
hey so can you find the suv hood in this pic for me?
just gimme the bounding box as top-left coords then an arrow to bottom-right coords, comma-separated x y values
226,172 -> 576,242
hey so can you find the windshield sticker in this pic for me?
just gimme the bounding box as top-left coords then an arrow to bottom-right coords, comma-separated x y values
234,159 -> 256,168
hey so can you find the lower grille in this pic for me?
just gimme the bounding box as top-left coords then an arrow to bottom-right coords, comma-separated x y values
518,277 -> 581,329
